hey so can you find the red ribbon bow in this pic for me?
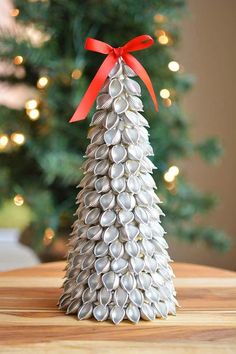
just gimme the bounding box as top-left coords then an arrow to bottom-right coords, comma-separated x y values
69,35 -> 158,123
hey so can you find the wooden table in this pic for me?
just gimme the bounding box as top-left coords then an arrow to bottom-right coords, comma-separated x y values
0,262 -> 235,353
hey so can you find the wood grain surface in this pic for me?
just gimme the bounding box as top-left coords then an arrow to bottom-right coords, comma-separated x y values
0,261 -> 235,353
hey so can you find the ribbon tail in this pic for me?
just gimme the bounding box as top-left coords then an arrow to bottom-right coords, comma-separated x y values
69,53 -> 117,122
123,53 -> 158,111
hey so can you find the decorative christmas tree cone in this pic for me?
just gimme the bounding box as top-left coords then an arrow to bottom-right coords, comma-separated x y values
59,56 -> 177,324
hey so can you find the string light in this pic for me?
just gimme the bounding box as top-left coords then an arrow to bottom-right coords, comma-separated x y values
13,56 -> 24,65
160,89 -> 170,99
168,61 -> 180,72
11,133 -> 25,145
10,8 -> 20,17
43,228 -> 55,245
25,99 -> 38,110
154,13 -> 167,23
13,194 -> 24,206
164,165 -> 180,183
37,76 -> 49,89
163,98 -> 172,107
0,135 -> 9,150
157,31 -> 169,45
169,165 -> 179,176
27,109 -> 40,120
71,69 -> 82,80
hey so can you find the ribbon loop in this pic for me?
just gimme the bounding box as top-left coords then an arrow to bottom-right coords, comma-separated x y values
70,35 -> 158,123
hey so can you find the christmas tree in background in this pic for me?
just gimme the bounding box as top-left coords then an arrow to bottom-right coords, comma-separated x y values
0,0 -> 230,255
59,59 -> 177,323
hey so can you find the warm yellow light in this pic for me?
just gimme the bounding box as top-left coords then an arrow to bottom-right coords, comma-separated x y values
71,69 -> 82,80
158,34 -> 169,45
11,8 -> 20,17
14,194 -> 24,206
13,56 -> 23,65
43,227 -> 55,245
37,76 -> 49,89
164,171 -> 175,183
169,165 -> 179,177
0,135 -> 9,149
25,99 -> 38,110
27,109 -> 40,120
11,133 -> 25,145
160,89 -> 170,99
163,98 -> 172,107
154,13 -> 166,23
168,61 -> 180,72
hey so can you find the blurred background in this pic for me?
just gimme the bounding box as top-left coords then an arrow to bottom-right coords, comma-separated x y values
0,0 -> 235,271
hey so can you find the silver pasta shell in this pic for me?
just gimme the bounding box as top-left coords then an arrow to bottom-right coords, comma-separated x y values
137,112 -> 149,127
93,305 -> 109,321
82,288 -> 97,304
110,305 -> 125,325
144,256 -> 158,273
130,257 -> 145,274
78,303 -> 93,320
113,96 -> 129,114
109,62 -> 123,78
84,208 -> 100,225
109,240 -> 124,259
95,176 -> 110,193
111,258 -> 128,273
76,269 -> 90,284
125,240 -> 140,257
122,127 -> 140,144
109,78 -> 123,98
140,303 -> 155,321
136,190 -> 153,206
100,210 -> 116,227
145,287 -> 160,303
134,206 -> 149,224
118,210 -> 134,225
126,304 -> 140,323
100,192 -> 115,210
88,272 -> 102,291
117,192 -> 136,211
90,110 -> 106,126
111,177 -> 126,193
66,299 -> 81,314
104,128 -> 121,146
87,225 -> 103,240
110,145 -> 127,163
125,160 -> 140,174
103,111 -> 119,130
121,273 -> 136,293
127,175 -> 141,194
114,287 -> 128,307
94,159 -> 109,175
85,143 -> 97,158
100,78 -> 110,93
138,272 -> 152,290
128,95 -> 143,111
129,288 -> 144,308
102,271 -> 119,290
96,94 -> 113,110
154,301 -> 168,318
139,224 -> 152,239
128,144 -> 143,160
124,110 -> 140,125
124,77 -> 141,96
103,226 -> 119,244
95,256 -> 110,274
81,253 -> 95,270
123,64 -> 136,77
90,129 -> 105,144
109,163 -> 125,179
98,287 -> 112,306
122,224 -> 139,241
94,241 -> 109,257
84,191 -> 100,208
95,144 -> 109,160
